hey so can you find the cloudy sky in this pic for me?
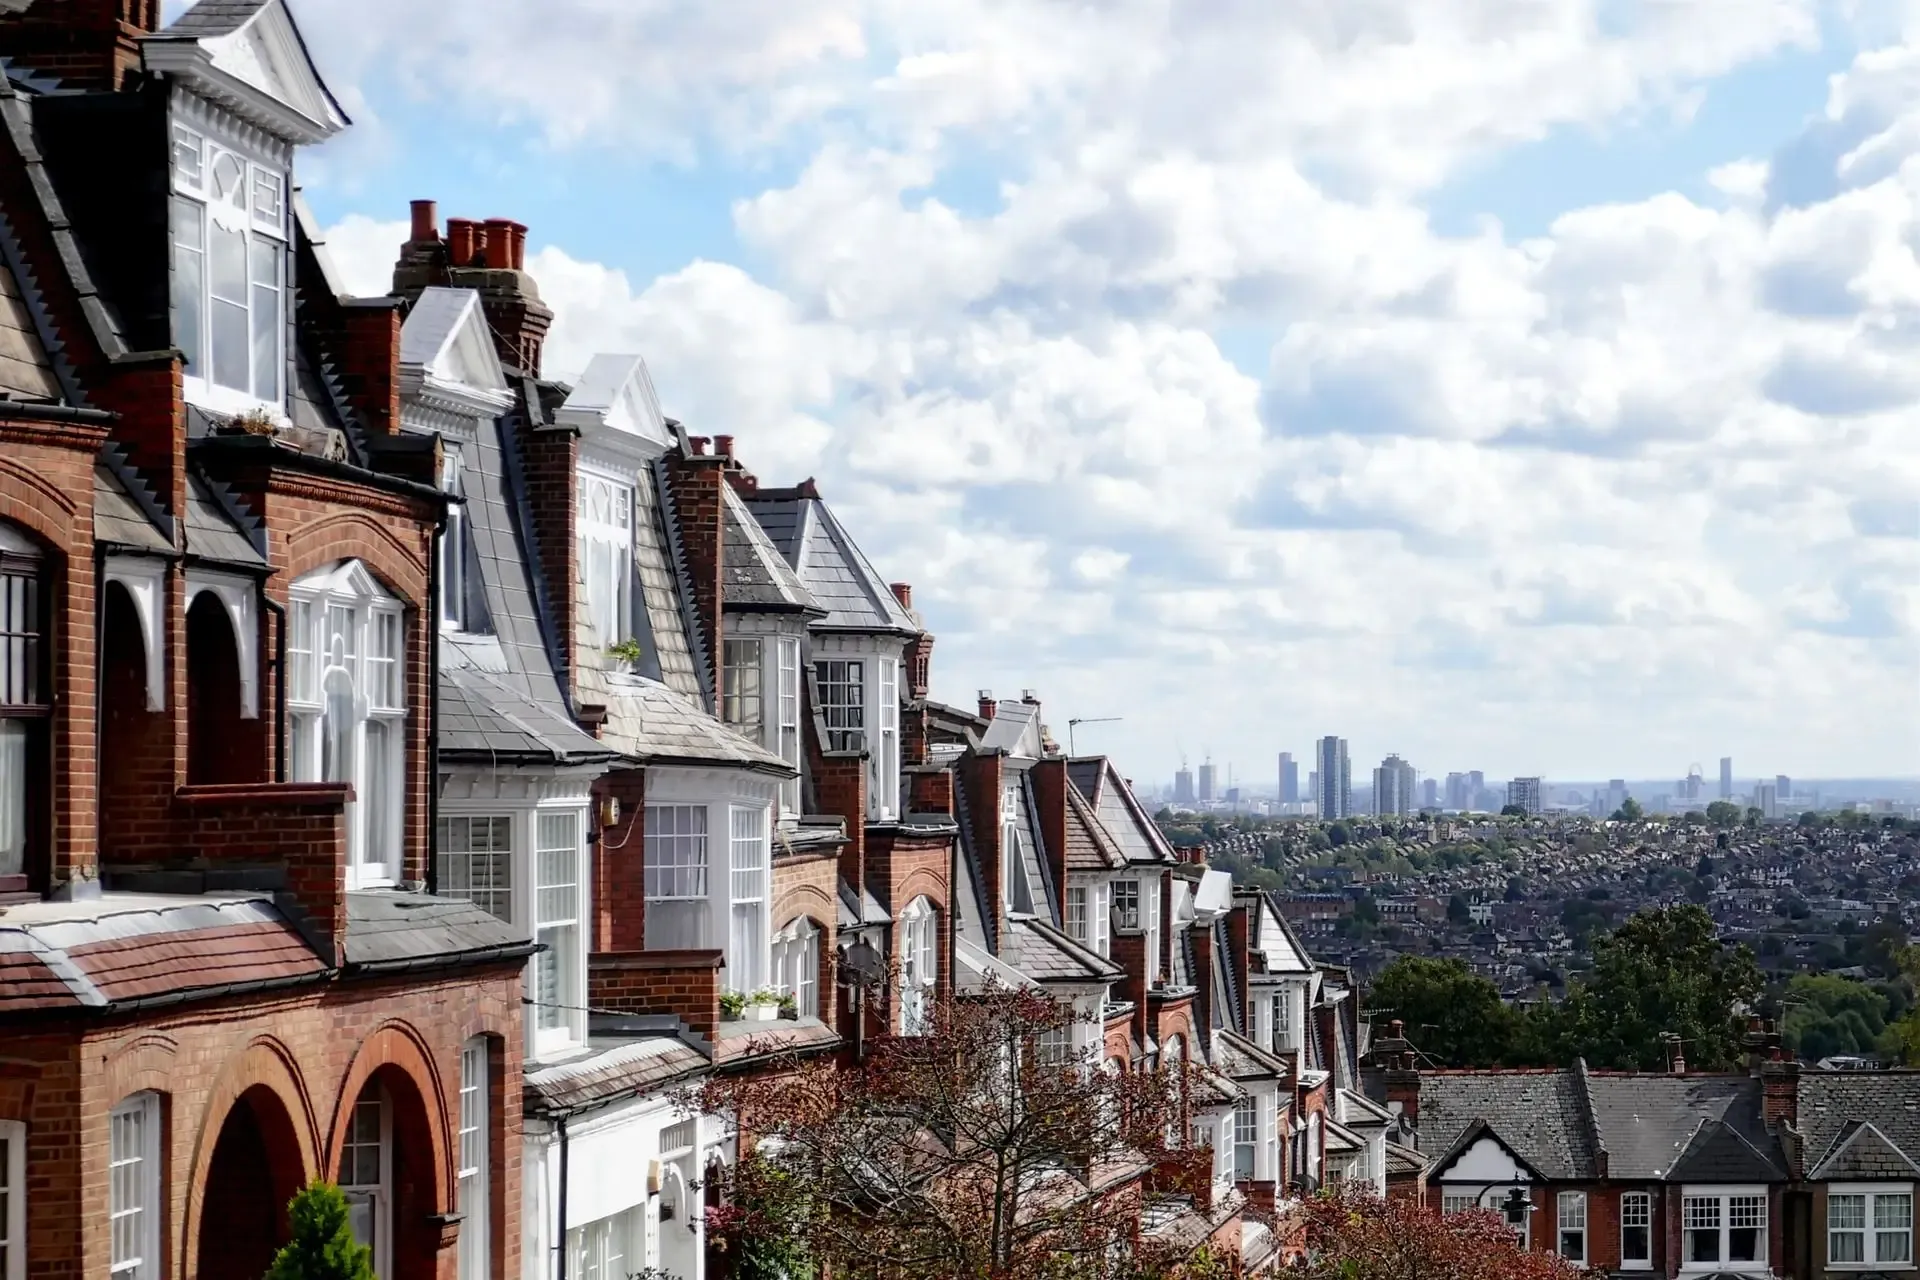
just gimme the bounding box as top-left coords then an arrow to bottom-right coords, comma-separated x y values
270,0 -> 1916,786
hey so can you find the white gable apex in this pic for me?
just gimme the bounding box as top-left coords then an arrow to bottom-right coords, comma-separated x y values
399,289 -> 512,419
1441,1135 -> 1524,1184
558,354 -> 672,460
146,0 -> 349,144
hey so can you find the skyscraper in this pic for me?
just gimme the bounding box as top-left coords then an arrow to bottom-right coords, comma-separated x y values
1173,767 -> 1195,805
1315,737 -> 1351,820
1777,774 -> 1792,801
1278,753 -> 1299,804
1607,779 -> 1628,814
1756,782 -> 1779,819
1197,761 -> 1217,804
1373,754 -> 1416,816
1444,772 -> 1467,810
1507,776 -> 1543,816
1421,777 -> 1439,810
1720,757 -> 1733,800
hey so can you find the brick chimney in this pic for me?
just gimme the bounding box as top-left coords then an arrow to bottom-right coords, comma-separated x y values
1031,758 -> 1068,912
1761,1057 -> 1799,1128
662,440 -> 726,703
391,203 -> 552,375
0,0 -> 156,91
1191,923 -> 1216,1043
965,751 -> 1007,943
978,690 -> 996,722
1379,1020 -> 1421,1125
1226,900 -> 1252,1034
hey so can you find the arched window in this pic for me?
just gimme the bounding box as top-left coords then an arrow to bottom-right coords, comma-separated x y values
0,523 -> 46,891
899,897 -> 937,1035
287,562 -> 405,884
772,917 -> 819,1019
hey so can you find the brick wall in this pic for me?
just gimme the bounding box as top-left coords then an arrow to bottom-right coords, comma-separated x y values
662,450 -> 726,699
589,949 -> 723,1044
591,767 -> 646,953
519,422 -> 576,703
813,750 -> 867,893
174,782 -> 351,960
1030,758 -> 1068,906
772,845 -> 840,1030
962,751 -> 1005,940
0,964 -> 525,1280
338,301 -> 403,437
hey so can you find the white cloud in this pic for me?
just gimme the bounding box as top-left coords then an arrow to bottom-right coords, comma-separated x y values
315,2 -> 1919,781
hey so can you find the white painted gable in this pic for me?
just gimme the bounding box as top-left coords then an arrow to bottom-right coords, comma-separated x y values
399,289 -> 512,417
560,354 -> 670,450
1258,902 -> 1313,974
148,0 -> 348,143
1442,1135 -> 1524,1184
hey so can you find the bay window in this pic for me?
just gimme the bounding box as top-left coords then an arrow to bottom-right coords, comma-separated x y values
288,562 -> 406,885
900,896 -> 936,1034
873,656 -> 899,817
1234,1099 -> 1257,1180
1683,1189 -> 1766,1268
1066,886 -> 1089,943
773,917 -> 819,1018
577,471 -> 632,650
727,806 -> 769,993
534,812 -> 584,1049
568,1207 -> 645,1280
1830,1185 -> 1913,1266
436,815 -> 512,922
1002,785 -> 1035,914
1112,879 -> 1140,930
109,1093 -> 160,1280
1620,1191 -> 1652,1268
1557,1192 -> 1586,1263
456,1039 -> 490,1280
722,639 -> 763,736
815,659 -> 863,750
0,524 -> 45,890
644,805 -> 709,949
775,637 -> 801,817
1272,989 -> 1295,1055
170,122 -> 285,410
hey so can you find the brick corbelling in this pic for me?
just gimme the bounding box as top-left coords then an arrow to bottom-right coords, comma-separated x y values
662,453 -> 726,698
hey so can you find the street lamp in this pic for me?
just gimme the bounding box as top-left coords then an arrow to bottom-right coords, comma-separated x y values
1503,1186 -> 1532,1230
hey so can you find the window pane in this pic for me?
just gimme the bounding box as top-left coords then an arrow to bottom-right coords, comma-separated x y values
722,639 -> 763,734
170,196 -> 205,375
0,720 -> 23,878
437,815 -> 513,921
815,659 -> 864,750
209,223 -> 249,392
288,599 -> 315,703
362,720 -> 393,870
250,238 -> 280,402
457,1041 -> 489,1280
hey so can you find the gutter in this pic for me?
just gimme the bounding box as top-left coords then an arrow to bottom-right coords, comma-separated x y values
339,939 -> 542,978
262,595 -> 287,782
194,432 -> 452,505
0,399 -> 116,425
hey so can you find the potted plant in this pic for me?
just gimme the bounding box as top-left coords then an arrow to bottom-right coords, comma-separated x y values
720,990 -> 746,1021
607,638 -> 644,673
778,993 -> 799,1020
746,989 -> 783,1022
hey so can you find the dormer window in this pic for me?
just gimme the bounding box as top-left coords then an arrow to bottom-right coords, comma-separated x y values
170,121 -> 287,413
576,470 -> 632,650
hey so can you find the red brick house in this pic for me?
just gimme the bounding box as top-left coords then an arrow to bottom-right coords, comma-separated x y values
0,3 -> 529,1278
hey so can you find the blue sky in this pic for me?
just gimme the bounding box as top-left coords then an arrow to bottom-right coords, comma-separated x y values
288,0 -> 1920,785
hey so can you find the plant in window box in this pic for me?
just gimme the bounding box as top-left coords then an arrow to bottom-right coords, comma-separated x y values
747,988 -> 783,1021
227,405 -> 279,436
721,990 -> 748,1021
778,993 -> 799,1020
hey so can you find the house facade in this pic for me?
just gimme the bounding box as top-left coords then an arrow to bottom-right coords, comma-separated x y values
0,4 -> 528,1279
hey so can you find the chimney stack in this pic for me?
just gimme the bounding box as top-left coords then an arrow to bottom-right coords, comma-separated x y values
714,434 -> 735,459
391,203 -> 553,375
978,691 -> 996,722
890,582 -> 912,609
446,218 -> 477,266
483,218 -> 515,269
409,199 -> 439,243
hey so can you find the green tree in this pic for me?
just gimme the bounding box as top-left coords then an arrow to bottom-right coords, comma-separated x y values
1367,956 -> 1518,1066
1500,804 -> 1527,817
1446,894 -> 1471,927
1611,797 -> 1644,821
1557,905 -> 1764,1070
1705,800 -> 1743,828
1504,877 -> 1526,903
1353,894 -> 1381,927
1781,974 -> 1891,1062
265,1183 -> 376,1280
1328,821 -> 1352,848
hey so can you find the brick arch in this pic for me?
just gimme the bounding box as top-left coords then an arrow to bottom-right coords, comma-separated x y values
283,513 -> 428,609
101,1033 -> 180,1102
895,869 -> 946,914
0,458 -> 81,540
324,1022 -> 453,1218
179,1036 -> 321,1276
772,882 -> 836,928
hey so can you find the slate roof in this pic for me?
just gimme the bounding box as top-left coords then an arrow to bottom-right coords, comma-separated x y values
0,894 -> 324,1011
184,473 -> 265,566
1800,1071 -> 1920,1178
437,666 -> 615,765
1213,1027 -> 1292,1081
1667,1116 -> 1784,1183
0,221 -> 57,400
1070,757 -> 1176,865
1006,917 -> 1124,984
1808,1120 -> 1920,1181
1063,779 -> 1126,871
523,1033 -> 709,1113
93,465 -> 171,553
721,483 -> 819,613
745,490 -> 918,634
340,890 -> 532,969
159,0 -> 274,37
954,934 -> 1039,991
1584,1073 -> 1782,1180
980,700 -> 1045,756
1416,1070 -> 1600,1181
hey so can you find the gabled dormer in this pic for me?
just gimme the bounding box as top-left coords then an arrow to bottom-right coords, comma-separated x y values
143,0 -> 346,421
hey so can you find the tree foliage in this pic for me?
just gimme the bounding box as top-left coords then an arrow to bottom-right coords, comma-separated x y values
698,983 -> 1226,1280
264,1183 -> 376,1280
1368,956 -> 1518,1067
1781,974 -> 1894,1062
1295,1188 -> 1592,1280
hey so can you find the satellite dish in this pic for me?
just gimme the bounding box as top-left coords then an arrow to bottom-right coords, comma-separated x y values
838,937 -> 885,988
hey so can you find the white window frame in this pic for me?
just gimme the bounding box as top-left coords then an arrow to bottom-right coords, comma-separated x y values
287,561 -> 407,887
0,1118 -> 19,1280
1829,1183 -> 1914,1268
438,449 -> 470,631
576,468 -> 633,650
1557,1191 -> 1587,1263
1066,885 -> 1089,944
1441,1192 -> 1478,1216
727,805 -> 770,994
533,809 -> 586,1053
900,896 -> 936,1035
815,658 -> 864,752
722,638 -> 764,737
568,1206 -> 645,1280
773,917 -> 819,1019
457,1039 -> 490,1280
775,637 -> 801,819
108,1094 -> 161,1280
1620,1190 -> 1653,1269
169,116 -> 288,417
1272,987 -> 1295,1055
340,1088 -> 393,1280
1001,784 -> 1034,915
874,656 -> 899,818
644,804 -> 710,949
1234,1098 -> 1257,1181
436,813 -> 512,922
1112,878 -> 1140,930
1681,1186 -> 1768,1270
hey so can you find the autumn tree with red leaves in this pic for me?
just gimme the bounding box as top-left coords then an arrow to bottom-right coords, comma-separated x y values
1295,1187 -> 1595,1280
695,982 -> 1232,1280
